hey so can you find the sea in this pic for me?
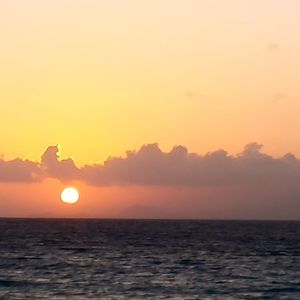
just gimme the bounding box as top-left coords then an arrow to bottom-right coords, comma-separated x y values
0,219 -> 299,299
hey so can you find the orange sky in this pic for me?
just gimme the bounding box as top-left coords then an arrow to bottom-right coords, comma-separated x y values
0,1 -> 300,219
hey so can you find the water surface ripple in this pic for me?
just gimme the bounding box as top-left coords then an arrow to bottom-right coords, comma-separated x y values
0,219 -> 299,299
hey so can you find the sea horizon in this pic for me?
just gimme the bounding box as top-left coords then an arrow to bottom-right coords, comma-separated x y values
1,217 -> 299,222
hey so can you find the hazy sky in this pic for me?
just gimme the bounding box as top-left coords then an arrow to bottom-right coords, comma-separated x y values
1,1 -> 300,219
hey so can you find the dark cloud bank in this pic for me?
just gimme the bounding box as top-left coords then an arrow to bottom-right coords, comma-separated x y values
1,142 -> 300,188
1,143 -> 300,219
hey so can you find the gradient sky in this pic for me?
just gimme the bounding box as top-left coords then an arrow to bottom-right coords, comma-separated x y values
1,1 -> 300,219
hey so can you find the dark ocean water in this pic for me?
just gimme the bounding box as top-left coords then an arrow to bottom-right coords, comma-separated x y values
0,219 -> 299,299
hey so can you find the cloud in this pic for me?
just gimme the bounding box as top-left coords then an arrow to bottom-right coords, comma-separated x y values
41,145 -> 79,181
266,42 -> 279,52
80,142 -> 300,189
185,91 -> 204,100
1,143 -> 299,219
1,142 -> 300,189
0,145 -> 78,183
272,92 -> 288,103
0,158 -> 43,182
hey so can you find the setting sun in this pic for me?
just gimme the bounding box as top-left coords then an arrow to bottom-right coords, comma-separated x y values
61,187 -> 80,204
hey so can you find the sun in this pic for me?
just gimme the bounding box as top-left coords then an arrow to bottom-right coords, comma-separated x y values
61,187 -> 80,204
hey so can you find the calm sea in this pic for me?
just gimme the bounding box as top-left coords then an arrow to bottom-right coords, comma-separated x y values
0,219 -> 299,299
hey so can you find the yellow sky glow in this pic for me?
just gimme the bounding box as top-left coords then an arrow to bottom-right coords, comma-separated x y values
1,1 -> 300,165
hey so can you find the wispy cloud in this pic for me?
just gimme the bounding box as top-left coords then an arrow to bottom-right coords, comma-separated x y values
266,42 -> 280,53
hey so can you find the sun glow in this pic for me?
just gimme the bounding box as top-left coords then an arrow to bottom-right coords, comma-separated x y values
61,187 -> 79,204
